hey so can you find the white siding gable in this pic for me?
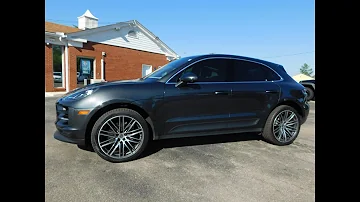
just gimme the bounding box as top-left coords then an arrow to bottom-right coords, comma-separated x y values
74,26 -> 168,55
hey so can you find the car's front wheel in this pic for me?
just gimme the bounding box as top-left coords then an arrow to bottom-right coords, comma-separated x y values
262,105 -> 301,146
90,108 -> 149,163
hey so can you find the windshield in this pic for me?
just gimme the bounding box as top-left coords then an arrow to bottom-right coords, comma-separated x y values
142,56 -> 195,80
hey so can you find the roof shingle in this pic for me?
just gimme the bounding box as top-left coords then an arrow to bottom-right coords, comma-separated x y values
45,21 -> 81,34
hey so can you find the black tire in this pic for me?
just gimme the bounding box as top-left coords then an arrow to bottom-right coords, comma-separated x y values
305,87 -> 314,101
90,108 -> 149,163
262,105 -> 301,146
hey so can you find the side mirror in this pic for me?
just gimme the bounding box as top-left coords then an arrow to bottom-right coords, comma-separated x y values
175,72 -> 198,87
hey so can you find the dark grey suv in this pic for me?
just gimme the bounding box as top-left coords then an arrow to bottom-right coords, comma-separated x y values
54,54 -> 310,163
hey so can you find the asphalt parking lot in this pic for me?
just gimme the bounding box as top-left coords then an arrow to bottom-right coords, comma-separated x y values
45,97 -> 315,202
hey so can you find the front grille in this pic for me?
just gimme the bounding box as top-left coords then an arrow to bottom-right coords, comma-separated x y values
56,104 -> 69,125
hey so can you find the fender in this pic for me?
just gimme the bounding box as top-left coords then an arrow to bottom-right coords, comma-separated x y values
82,99 -> 134,128
83,99 -> 157,140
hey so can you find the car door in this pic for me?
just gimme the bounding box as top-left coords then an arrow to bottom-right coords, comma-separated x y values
158,58 -> 233,138
227,59 -> 281,131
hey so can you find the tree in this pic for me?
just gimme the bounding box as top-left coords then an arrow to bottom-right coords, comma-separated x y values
300,63 -> 313,77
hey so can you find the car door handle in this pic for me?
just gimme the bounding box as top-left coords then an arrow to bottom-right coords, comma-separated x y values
265,90 -> 279,94
214,91 -> 229,95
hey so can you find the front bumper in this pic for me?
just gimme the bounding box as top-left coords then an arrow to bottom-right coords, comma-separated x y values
54,102 -> 94,146
54,130 -> 85,145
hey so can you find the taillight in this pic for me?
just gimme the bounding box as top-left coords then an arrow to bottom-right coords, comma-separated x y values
301,88 -> 308,100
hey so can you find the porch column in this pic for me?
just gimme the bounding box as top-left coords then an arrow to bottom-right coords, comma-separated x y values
101,58 -> 104,80
65,44 -> 70,92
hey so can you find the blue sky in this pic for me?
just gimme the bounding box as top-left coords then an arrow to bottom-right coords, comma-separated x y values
45,0 -> 315,76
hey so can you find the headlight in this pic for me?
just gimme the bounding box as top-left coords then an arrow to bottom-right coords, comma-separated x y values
64,88 -> 98,100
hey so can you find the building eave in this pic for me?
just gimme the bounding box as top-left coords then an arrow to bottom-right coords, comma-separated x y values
45,31 -> 65,37
66,20 -> 179,58
45,31 -> 85,47
67,37 -> 87,43
131,20 -> 179,58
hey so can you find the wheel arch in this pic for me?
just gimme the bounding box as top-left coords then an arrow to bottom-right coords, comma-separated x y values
84,101 -> 156,147
302,83 -> 315,91
273,99 -> 304,120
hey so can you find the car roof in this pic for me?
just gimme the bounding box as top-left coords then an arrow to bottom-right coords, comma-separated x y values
189,54 -> 282,68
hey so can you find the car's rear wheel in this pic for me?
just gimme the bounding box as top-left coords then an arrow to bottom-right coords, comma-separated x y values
262,105 -> 300,146
305,87 -> 314,101
90,108 -> 149,163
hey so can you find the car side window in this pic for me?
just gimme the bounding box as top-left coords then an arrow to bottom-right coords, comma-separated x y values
232,60 -> 281,82
171,59 -> 231,83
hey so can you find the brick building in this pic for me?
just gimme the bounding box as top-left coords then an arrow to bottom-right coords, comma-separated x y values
45,10 -> 179,92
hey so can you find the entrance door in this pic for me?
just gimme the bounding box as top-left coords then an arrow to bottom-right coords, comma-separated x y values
77,57 -> 94,88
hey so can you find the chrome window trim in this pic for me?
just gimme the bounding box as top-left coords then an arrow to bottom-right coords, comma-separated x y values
165,57 -> 284,84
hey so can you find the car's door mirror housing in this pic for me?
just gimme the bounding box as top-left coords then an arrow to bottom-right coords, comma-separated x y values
175,72 -> 198,87
180,72 -> 198,83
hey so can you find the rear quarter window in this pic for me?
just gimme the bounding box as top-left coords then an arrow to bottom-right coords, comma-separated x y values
232,60 -> 281,82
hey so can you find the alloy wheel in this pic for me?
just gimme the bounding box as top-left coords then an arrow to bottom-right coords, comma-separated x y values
272,110 -> 299,143
97,115 -> 144,159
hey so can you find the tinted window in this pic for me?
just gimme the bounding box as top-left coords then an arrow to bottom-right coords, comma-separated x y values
232,60 -> 280,82
267,68 -> 281,81
171,59 -> 231,82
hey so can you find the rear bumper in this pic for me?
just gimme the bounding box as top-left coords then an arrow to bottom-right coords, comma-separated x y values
300,102 -> 310,125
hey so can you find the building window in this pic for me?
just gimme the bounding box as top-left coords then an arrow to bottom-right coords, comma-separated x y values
128,30 -> 137,38
52,45 -> 64,88
77,57 -> 94,88
142,64 -> 152,77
